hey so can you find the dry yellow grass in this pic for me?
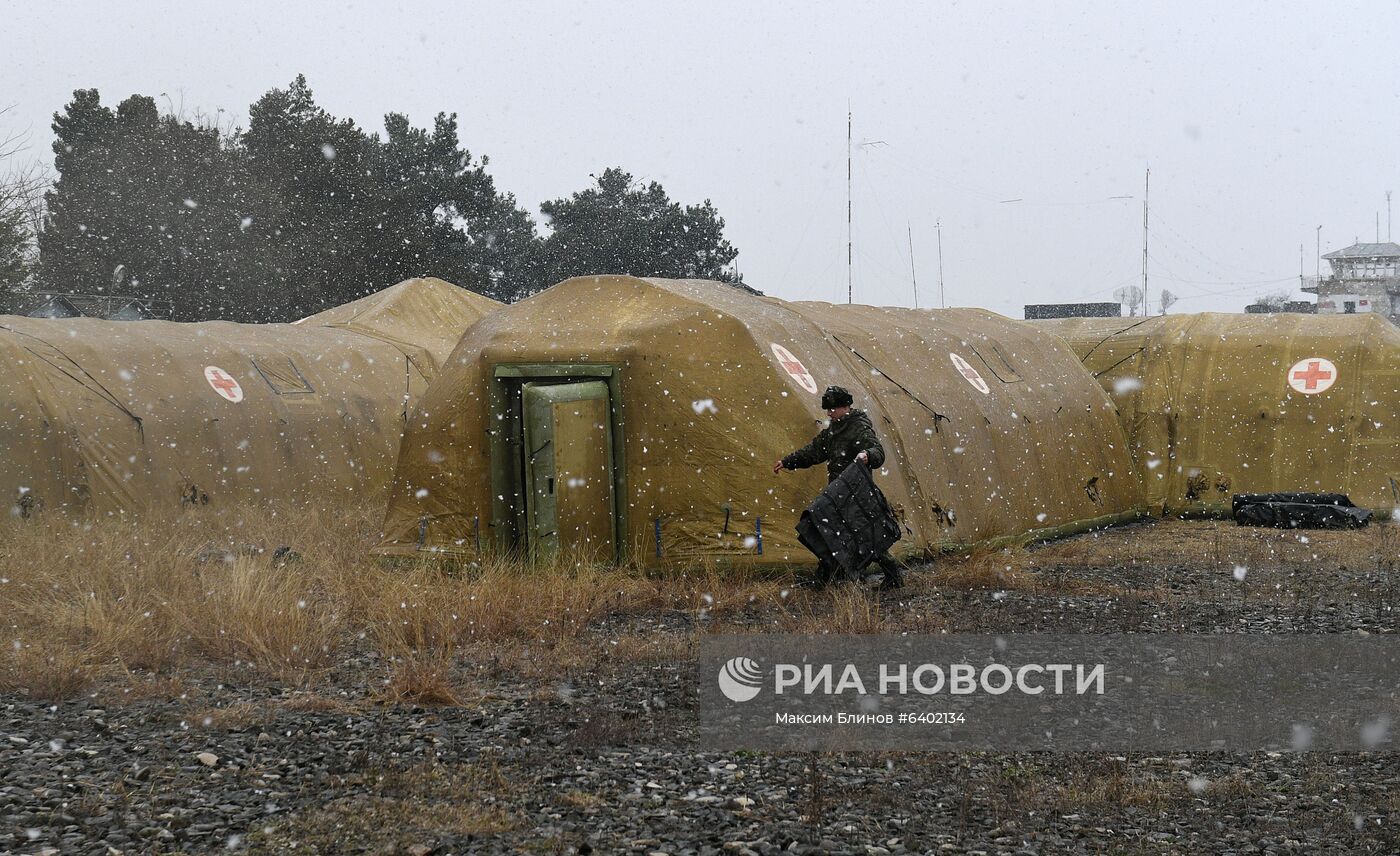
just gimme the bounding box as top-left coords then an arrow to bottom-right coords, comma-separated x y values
983,757 -> 1191,815
933,546 -> 1038,592
6,507 -> 1394,700
0,505 -> 793,698
377,650 -> 469,707
251,759 -> 520,851
187,700 -> 268,731
1030,517 -> 1400,575
775,585 -> 887,634
277,691 -> 360,714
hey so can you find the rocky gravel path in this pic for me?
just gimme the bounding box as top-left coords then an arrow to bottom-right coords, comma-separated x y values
4,665 -> 1399,855
4,535 -> 1399,855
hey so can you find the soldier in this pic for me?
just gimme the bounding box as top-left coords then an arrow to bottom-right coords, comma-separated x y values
772,385 -> 906,590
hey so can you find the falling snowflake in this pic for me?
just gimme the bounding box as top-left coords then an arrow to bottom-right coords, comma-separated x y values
1112,376 -> 1144,394
1291,723 -> 1314,751
1361,715 -> 1391,750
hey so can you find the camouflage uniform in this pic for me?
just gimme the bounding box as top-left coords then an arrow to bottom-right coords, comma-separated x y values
780,409 -> 887,483
781,408 -> 905,587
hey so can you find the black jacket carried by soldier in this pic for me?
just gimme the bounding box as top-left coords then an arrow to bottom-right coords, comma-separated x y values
780,409 -> 886,483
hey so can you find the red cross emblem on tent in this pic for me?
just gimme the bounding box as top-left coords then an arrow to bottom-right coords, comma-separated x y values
204,365 -> 244,403
949,352 -> 990,395
769,343 -> 819,394
1287,357 -> 1337,395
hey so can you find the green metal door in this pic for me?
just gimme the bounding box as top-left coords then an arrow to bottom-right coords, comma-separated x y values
521,381 -> 616,562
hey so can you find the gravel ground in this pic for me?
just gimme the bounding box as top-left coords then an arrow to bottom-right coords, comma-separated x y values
3,522 -> 1399,855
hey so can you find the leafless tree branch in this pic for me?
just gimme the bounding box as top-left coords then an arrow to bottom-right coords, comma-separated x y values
0,105 -> 51,280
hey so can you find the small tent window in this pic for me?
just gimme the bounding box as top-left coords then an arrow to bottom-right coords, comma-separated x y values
252,357 -> 315,395
969,343 -> 1023,383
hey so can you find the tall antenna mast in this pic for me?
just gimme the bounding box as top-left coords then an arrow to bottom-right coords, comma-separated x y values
907,223 -> 919,309
936,219 -> 946,308
846,108 -> 853,305
1141,168 -> 1150,299
1389,190 -> 1393,241
1316,225 -> 1322,279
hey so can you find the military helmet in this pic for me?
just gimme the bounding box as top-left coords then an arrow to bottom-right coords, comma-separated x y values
821,385 -> 854,410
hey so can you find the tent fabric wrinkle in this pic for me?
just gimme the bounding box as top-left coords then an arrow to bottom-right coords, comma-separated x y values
1038,312 -> 1400,513
0,278 -> 499,517
377,275 -> 1146,565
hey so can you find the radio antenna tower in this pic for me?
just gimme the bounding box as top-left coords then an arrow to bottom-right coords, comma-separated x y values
846,108 -> 853,305
1141,168 -> 1150,298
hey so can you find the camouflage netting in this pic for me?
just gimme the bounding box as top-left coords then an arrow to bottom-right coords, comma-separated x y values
1038,312 -> 1400,513
0,277 -> 498,517
378,276 -> 1145,566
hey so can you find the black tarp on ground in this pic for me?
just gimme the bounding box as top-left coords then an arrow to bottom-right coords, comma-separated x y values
796,462 -> 901,582
1232,492 -> 1373,529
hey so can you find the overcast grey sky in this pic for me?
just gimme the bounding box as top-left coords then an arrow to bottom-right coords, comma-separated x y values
4,1 -> 1398,315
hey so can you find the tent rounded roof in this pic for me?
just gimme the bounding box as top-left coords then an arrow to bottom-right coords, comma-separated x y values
378,275 -> 1144,563
297,277 -> 500,374
1037,312 -> 1400,511
0,279 -> 501,517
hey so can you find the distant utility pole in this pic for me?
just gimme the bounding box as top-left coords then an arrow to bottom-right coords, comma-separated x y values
846,109 -> 853,305
907,223 -> 919,309
1316,225 -> 1322,279
936,219 -> 946,309
1141,168 -> 1150,298
1389,190 -> 1393,241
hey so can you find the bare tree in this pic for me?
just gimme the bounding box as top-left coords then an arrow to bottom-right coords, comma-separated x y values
1113,284 -> 1145,317
0,106 -> 50,288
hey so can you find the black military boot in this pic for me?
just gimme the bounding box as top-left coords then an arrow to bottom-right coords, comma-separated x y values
876,553 -> 905,590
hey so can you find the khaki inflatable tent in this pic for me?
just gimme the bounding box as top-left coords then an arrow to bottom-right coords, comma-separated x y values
377,276 -> 1145,566
1037,312 -> 1400,514
1,277 -> 498,517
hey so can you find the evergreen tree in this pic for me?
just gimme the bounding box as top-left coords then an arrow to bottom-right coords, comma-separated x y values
534,168 -> 740,293
40,89 -> 116,292
37,82 -> 743,320
40,90 -> 253,319
242,76 -> 538,313
242,75 -> 384,317
375,111 -> 539,302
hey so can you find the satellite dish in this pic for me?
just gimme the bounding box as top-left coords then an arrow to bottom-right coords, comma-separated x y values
1159,289 -> 1177,314
111,264 -> 127,291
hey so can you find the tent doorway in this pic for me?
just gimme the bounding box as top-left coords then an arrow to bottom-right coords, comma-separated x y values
521,380 -> 616,562
489,364 -> 625,563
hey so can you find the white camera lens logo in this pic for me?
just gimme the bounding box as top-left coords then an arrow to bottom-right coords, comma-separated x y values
718,656 -> 763,702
